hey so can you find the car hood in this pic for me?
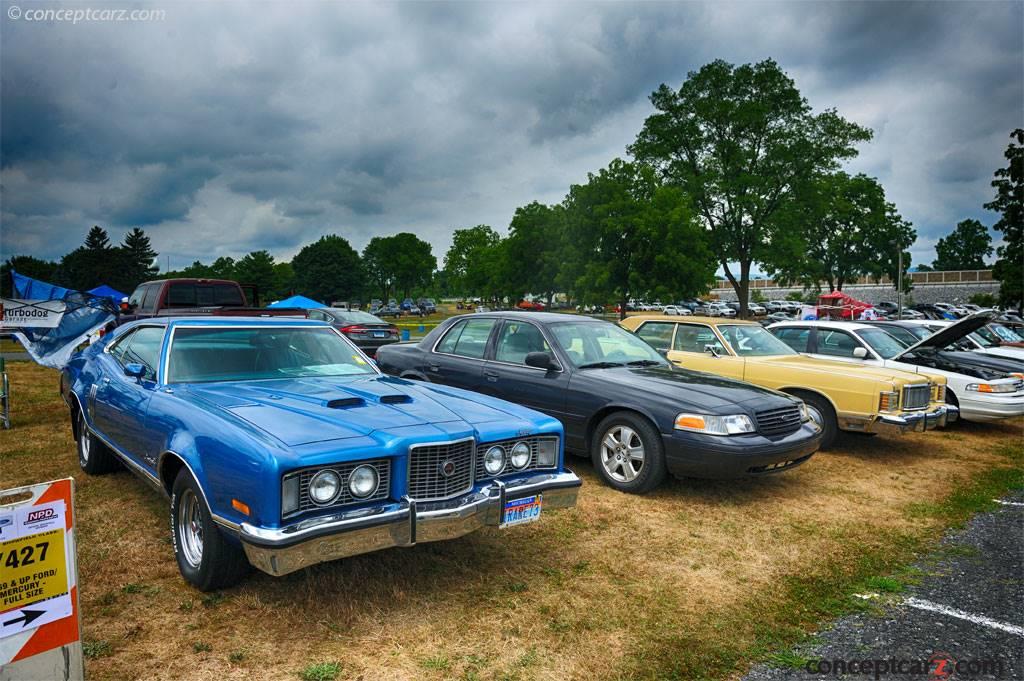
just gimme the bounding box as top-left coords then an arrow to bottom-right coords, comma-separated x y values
755,354 -> 922,384
896,311 -> 998,358
583,365 -> 792,410
179,375 -> 527,446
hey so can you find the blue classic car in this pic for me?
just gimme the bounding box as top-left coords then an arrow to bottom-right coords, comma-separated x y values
61,317 -> 581,590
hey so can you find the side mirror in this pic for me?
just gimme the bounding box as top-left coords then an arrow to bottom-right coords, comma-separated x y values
704,345 -> 721,358
853,347 -> 868,359
124,363 -> 146,379
524,352 -> 557,370
656,347 -> 670,357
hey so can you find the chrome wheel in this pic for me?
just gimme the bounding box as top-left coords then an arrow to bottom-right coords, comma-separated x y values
78,413 -> 90,463
600,425 -> 645,483
805,404 -> 825,430
177,489 -> 204,569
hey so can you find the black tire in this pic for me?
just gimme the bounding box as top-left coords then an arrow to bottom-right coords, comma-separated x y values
75,409 -> 119,474
170,469 -> 249,591
591,411 -> 667,494
800,393 -> 838,449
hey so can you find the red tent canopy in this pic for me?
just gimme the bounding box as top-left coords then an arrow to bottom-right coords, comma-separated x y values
817,291 -> 871,319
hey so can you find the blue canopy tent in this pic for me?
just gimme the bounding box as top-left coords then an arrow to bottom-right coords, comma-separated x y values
266,295 -> 325,309
88,284 -> 128,304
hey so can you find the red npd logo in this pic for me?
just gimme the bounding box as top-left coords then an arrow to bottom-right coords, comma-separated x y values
929,652 -> 956,681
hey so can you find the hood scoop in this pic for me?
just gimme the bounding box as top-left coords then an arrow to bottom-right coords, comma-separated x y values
327,397 -> 365,409
380,394 -> 413,405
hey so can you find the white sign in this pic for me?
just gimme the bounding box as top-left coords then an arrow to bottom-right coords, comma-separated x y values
0,299 -> 66,329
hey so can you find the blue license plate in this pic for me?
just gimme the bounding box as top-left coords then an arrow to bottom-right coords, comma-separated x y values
501,495 -> 542,528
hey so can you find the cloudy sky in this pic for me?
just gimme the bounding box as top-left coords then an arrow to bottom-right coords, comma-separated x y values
1,1 -> 1021,273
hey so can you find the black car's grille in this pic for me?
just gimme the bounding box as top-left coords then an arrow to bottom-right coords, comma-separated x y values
286,458 -> 391,517
475,436 -> 559,481
755,405 -> 803,438
407,439 -> 475,501
902,384 -> 931,411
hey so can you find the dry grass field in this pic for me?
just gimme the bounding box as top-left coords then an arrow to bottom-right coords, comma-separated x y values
1,361 -> 1021,681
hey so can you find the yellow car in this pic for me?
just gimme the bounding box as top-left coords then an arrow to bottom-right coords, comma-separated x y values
620,315 -> 955,448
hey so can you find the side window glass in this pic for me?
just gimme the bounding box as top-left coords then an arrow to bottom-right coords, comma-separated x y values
119,327 -> 165,379
636,323 -> 675,352
672,325 -> 724,353
127,286 -> 146,309
436,321 -> 467,355
108,330 -> 136,362
141,284 -> 159,311
774,328 -> 810,352
450,319 -> 497,359
817,330 -> 860,357
495,322 -> 552,365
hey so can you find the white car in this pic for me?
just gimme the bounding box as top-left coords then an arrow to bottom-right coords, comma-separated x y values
902,320 -> 1024,363
748,303 -> 767,316
767,313 -> 1024,422
662,305 -> 692,316
706,303 -> 736,318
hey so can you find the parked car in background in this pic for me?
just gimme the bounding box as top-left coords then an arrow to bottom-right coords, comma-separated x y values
767,313 -> 1024,422
706,302 -> 737,318
307,308 -> 400,356
416,298 -> 437,314
766,301 -> 788,313
119,278 -> 305,324
622,316 -> 953,448
61,317 -> 581,589
377,312 -> 822,493
662,305 -> 691,316
899,320 -> 1024,362
748,303 -> 767,316
517,300 -> 546,311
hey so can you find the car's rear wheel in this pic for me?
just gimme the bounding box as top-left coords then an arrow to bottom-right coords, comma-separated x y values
799,393 -> 838,449
170,469 -> 249,591
75,409 -> 119,474
591,412 -> 666,494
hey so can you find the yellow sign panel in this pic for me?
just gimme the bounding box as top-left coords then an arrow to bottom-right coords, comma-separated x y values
0,529 -> 68,611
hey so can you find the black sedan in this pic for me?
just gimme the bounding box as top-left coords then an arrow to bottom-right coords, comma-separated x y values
306,308 -> 400,356
376,312 -> 822,493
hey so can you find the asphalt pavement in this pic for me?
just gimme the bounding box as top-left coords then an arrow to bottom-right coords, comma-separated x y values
744,491 -> 1024,681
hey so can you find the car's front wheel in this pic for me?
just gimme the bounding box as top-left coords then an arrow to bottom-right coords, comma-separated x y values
591,412 -> 666,494
799,393 -> 838,449
75,409 -> 119,474
170,470 -> 249,591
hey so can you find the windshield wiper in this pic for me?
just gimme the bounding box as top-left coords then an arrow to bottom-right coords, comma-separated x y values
625,359 -> 662,367
577,361 -> 625,369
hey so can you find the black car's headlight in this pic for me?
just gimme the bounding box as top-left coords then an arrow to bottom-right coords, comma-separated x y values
674,413 -> 755,435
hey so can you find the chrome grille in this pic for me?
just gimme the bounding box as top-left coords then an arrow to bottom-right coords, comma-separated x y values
475,435 -> 559,480
407,439 -> 475,501
286,458 -> 391,518
902,384 -> 931,411
755,405 -> 802,438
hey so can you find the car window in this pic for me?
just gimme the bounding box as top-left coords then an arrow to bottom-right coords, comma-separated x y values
127,285 -> 147,310
140,283 -> 160,312
878,326 -> 920,346
549,321 -> 665,367
718,324 -> 796,356
817,330 -> 863,358
307,309 -> 326,321
672,324 -> 724,354
435,318 -> 496,359
857,328 -> 910,359
635,322 -> 675,352
114,327 -> 165,379
494,321 -> 553,365
772,327 -> 810,352
165,283 -> 244,308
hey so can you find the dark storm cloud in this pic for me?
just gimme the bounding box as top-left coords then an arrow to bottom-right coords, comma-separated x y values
1,1 -> 1020,270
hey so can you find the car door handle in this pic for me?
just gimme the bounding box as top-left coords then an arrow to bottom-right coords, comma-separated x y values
428,362 -> 440,372
483,370 -> 499,382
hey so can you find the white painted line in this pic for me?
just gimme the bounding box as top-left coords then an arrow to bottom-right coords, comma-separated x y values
904,598 -> 1024,637
993,499 -> 1024,507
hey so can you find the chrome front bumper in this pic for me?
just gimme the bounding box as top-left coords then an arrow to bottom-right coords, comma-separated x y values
874,404 -> 956,433
239,470 -> 582,577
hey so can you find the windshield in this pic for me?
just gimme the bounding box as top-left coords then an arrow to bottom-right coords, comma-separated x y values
550,321 -> 667,368
327,310 -> 388,325
717,324 -> 797,356
877,326 -> 922,346
989,323 -> 1024,343
857,328 -> 910,359
968,330 -> 995,347
167,326 -> 376,383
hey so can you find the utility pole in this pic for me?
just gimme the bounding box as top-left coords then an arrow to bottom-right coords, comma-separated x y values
897,247 -> 903,320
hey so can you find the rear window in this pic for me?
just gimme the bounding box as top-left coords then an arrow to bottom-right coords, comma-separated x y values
165,283 -> 245,308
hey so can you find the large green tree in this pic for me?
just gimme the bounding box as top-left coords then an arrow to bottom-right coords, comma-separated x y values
770,172 -> 915,292
234,250 -> 279,300
57,226 -> 133,292
563,158 -> 715,319
932,219 -> 993,271
504,202 -> 565,306
628,58 -> 872,316
986,129 -> 1023,309
443,225 -> 501,297
291,235 -> 363,304
362,233 -> 436,301
121,227 -> 160,287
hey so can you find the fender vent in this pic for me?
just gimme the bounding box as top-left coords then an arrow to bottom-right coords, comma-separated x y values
380,394 -> 412,404
327,397 -> 364,409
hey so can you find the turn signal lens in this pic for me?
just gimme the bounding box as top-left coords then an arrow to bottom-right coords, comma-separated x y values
674,413 -> 755,435
231,499 -> 250,516
536,438 -> 558,467
675,414 -> 706,431
879,391 -> 899,412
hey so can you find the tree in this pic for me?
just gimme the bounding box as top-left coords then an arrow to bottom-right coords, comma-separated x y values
629,58 -> 872,317
121,228 -> 159,288
1,255 -> 59,297
932,219 -> 993,271
84,225 -> 110,251
563,158 -> 715,319
291,235 -> 363,304
362,233 -> 436,301
504,202 -> 565,306
443,225 -> 501,297
986,129 -> 1023,309
234,251 -> 278,301
56,226 -> 132,291
915,264 -> 934,272
769,172 -> 915,292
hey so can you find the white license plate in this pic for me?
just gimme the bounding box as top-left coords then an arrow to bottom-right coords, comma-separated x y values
373,331 -> 387,338
501,495 -> 542,528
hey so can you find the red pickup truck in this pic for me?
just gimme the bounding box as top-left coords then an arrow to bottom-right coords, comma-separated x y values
118,279 -> 305,323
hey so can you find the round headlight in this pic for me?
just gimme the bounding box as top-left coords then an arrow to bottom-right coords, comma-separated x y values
308,470 -> 341,505
509,441 -> 531,470
348,464 -> 379,498
484,446 -> 506,475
